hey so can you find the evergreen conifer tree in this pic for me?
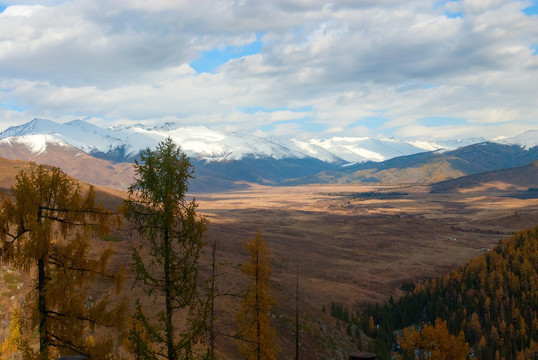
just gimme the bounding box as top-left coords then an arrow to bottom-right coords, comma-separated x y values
123,138 -> 209,360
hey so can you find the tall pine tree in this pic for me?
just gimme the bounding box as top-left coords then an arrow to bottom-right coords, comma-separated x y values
124,138 -> 209,360
0,165 -> 126,359
236,231 -> 278,360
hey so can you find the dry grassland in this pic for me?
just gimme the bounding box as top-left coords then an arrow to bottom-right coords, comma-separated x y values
195,183 -> 538,310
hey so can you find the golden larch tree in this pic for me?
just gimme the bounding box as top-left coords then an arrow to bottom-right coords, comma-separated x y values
398,318 -> 469,360
236,231 -> 278,360
0,165 -> 126,359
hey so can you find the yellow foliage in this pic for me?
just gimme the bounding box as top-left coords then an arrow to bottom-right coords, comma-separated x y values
398,318 -> 469,360
0,165 -> 126,359
236,231 -> 278,360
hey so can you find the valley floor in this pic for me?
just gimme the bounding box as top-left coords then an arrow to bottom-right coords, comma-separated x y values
196,182 -> 538,310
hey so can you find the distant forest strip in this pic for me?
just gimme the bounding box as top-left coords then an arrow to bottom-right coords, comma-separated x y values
320,191 -> 409,200
450,225 -> 515,236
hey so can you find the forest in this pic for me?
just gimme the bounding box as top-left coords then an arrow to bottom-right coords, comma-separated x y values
353,226 -> 538,360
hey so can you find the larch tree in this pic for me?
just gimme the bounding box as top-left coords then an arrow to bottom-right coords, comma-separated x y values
236,231 -> 278,360
123,138 -> 209,360
398,318 -> 469,360
0,165 -> 127,360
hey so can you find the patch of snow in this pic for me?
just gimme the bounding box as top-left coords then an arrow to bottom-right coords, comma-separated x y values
0,134 -> 69,155
492,130 -> 538,150
2,118 -> 528,165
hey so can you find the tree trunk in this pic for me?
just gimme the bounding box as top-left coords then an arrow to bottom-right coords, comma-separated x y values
209,242 -> 216,359
38,256 -> 48,358
37,207 -> 48,359
296,257 -> 299,360
255,247 -> 261,360
164,229 -> 176,360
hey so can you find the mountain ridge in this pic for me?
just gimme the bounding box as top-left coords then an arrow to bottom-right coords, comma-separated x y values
1,119 -> 537,191
0,118 -> 470,164
287,141 -> 538,186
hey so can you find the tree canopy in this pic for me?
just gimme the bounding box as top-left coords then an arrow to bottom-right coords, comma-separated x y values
124,138 -> 209,360
0,165 -> 126,359
236,231 -> 278,360
359,226 -> 538,360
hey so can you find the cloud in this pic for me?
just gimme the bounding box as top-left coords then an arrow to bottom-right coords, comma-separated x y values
0,0 -> 537,140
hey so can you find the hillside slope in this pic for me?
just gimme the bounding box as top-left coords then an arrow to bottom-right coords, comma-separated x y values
431,160 -> 538,193
0,139 -> 252,192
291,142 -> 538,185
359,226 -> 538,360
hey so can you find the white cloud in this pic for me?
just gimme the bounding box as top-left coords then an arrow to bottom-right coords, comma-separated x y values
0,0 -> 537,139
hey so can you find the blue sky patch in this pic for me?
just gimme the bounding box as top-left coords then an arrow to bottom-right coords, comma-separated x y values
190,35 -> 262,74
0,101 -> 28,112
531,44 -> 538,55
0,4 -> 6,12
436,0 -> 463,18
418,116 -> 466,127
445,11 -> 463,18
523,2 -> 538,15
421,84 -> 436,90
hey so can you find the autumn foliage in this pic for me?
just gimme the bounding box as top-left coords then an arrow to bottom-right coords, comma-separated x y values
397,318 -> 469,360
0,165 -> 126,359
236,231 -> 278,360
360,226 -> 538,360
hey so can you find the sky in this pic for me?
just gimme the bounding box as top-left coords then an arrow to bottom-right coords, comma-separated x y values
0,0 -> 537,141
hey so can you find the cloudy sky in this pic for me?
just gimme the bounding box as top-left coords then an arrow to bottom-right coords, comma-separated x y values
0,0 -> 537,140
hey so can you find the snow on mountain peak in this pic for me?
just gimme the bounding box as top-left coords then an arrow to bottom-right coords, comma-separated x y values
1,119 -> 534,165
0,134 -> 69,155
492,130 -> 538,150
307,136 -> 440,163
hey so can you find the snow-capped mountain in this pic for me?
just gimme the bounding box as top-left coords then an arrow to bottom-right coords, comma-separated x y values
306,137 -> 440,163
1,119 -> 536,190
0,118 -> 157,160
492,130 -> 538,150
0,134 -> 70,156
0,118 -> 448,164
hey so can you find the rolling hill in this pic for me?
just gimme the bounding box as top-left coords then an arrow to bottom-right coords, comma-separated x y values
431,160 -> 538,193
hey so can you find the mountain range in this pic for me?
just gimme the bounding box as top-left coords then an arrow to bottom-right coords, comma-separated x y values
291,141 -> 538,185
0,118 -> 487,164
0,118 -> 537,191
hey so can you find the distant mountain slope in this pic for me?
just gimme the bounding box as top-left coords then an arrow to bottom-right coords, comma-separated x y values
0,157 -> 30,192
290,141 -> 538,185
431,160 -> 538,193
0,135 -> 136,189
492,129 -> 538,149
0,138 -> 252,192
0,156 -> 125,210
